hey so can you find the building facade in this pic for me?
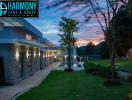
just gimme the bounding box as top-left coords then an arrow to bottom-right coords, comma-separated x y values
0,18 -> 57,85
62,46 -> 78,67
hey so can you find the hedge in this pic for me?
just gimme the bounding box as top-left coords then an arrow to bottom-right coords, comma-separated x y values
83,62 -> 117,79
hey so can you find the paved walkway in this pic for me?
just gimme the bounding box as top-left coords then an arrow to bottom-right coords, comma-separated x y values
55,62 -> 84,71
117,71 -> 132,80
0,62 -> 60,100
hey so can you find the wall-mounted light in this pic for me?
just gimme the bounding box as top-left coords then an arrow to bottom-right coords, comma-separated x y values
39,52 -> 41,57
34,52 -> 36,57
54,55 -> 57,59
48,54 -> 50,57
16,50 -> 19,60
64,55 -> 67,59
26,51 -> 29,59
43,55 -> 45,58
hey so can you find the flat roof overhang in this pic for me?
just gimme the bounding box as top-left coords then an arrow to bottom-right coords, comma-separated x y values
0,18 -> 42,37
0,38 -> 58,51
0,38 -> 47,49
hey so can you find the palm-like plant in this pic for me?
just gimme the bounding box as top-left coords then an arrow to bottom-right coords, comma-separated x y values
59,17 -> 78,71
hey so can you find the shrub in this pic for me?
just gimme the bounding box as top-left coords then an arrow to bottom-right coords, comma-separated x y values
127,76 -> 132,82
96,65 -> 106,77
84,62 -> 97,73
84,62 -> 118,79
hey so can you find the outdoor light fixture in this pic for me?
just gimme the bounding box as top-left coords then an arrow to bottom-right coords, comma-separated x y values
73,64 -> 77,67
74,55 -> 77,59
16,50 -> 19,60
39,52 -> 41,57
26,51 -> 29,59
64,55 -> 67,59
34,52 -> 36,57
54,55 -> 57,59
43,55 -> 45,58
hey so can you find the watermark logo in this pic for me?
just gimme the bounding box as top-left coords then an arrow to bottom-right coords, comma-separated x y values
0,2 -> 7,16
0,0 -> 39,17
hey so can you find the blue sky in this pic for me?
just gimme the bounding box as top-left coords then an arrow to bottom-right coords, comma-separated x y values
27,0 -> 104,46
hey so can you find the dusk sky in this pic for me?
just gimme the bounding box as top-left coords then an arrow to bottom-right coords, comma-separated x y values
27,0 -> 104,46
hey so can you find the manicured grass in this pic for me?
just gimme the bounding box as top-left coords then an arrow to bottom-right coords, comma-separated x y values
17,71 -> 132,100
92,58 -> 132,72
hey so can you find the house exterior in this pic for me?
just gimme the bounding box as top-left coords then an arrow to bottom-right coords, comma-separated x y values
0,18 -> 57,85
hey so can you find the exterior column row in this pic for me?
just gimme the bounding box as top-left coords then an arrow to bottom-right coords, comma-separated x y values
6,44 -> 56,85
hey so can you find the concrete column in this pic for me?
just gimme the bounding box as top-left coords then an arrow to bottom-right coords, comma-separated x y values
44,52 -> 46,67
64,47 -> 67,66
37,49 -> 40,71
49,52 -> 51,65
40,51 -> 43,70
22,46 -> 28,78
48,52 -> 50,66
8,44 -> 20,84
32,48 -> 36,75
45,52 -> 48,67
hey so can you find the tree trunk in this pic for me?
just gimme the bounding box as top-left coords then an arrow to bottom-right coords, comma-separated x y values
110,16 -> 116,81
68,43 -> 71,69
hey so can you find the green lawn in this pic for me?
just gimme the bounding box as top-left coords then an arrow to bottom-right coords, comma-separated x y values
92,58 -> 132,72
17,71 -> 132,100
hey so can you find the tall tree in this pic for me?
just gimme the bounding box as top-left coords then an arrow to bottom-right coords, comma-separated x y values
59,17 -> 79,71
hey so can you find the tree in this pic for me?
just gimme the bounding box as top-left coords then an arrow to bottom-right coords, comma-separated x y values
59,17 -> 79,71
77,46 -> 89,56
86,42 -> 95,55
114,1 -> 132,56
99,41 -> 110,58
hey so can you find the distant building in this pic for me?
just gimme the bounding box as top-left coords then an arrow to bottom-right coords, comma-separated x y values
127,48 -> 132,60
0,18 -> 57,85
62,46 -> 78,67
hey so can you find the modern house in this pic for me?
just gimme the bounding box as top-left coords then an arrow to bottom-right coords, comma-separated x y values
0,18 -> 57,85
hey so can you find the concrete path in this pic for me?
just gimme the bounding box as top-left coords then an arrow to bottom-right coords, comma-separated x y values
55,62 -> 84,71
0,62 -> 60,100
117,71 -> 132,80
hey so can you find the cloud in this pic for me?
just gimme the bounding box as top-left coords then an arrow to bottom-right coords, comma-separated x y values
26,0 -> 105,46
